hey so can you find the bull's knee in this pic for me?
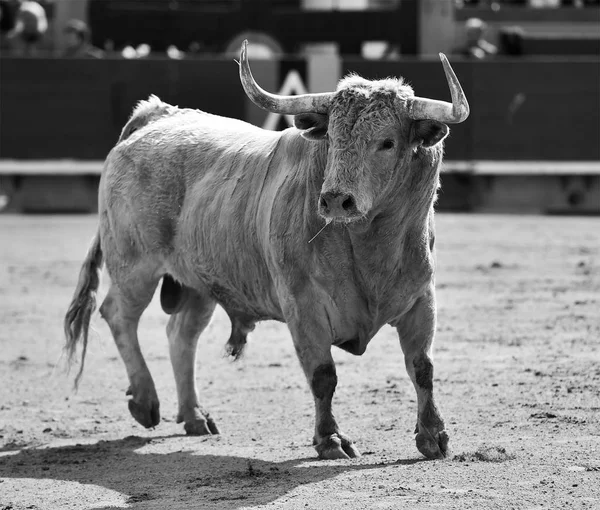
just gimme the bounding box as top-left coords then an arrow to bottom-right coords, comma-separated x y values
311,363 -> 337,400
413,355 -> 434,391
99,295 -> 117,324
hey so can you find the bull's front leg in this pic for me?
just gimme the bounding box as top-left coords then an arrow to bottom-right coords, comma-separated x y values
395,285 -> 448,459
287,318 -> 360,460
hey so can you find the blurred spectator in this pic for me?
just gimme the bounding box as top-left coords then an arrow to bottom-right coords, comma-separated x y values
458,17 -> 498,58
0,0 -> 20,52
529,0 -> 560,6
499,25 -> 525,55
0,1 -> 20,35
2,0 -> 47,56
167,44 -> 184,59
121,45 -> 137,59
119,42 -> 154,59
187,41 -> 204,58
564,0 -> 600,5
103,39 -> 115,54
63,18 -> 103,58
457,0 -> 599,5
136,43 -> 151,58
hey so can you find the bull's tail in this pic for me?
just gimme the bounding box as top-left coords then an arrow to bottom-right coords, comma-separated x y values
63,231 -> 103,388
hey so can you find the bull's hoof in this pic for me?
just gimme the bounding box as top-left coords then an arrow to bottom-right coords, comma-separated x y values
316,433 -> 361,460
183,417 -> 220,436
177,408 -> 220,436
128,398 -> 160,429
416,429 -> 449,459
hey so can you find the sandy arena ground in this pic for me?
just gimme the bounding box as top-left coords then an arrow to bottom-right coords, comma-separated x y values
0,213 -> 598,510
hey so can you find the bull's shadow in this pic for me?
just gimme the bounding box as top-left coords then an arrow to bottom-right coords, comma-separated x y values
0,435 -> 425,509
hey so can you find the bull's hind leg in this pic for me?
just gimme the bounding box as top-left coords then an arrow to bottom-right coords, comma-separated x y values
166,286 -> 218,435
100,272 -> 161,428
287,319 -> 360,460
395,286 -> 448,459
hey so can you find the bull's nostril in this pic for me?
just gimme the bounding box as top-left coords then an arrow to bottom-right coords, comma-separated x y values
320,192 -> 357,216
341,196 -> 355,211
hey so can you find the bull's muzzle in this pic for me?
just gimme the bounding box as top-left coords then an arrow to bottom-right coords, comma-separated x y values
318,191 -> 360,221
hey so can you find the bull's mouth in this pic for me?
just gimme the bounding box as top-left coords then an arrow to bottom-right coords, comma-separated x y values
317,208 -> 365,222
317,212 -> 371,230
309,211 -> 371,243
326,214 -> 366,225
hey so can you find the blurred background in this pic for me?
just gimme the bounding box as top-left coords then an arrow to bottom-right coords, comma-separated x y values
0,0 -> 599,214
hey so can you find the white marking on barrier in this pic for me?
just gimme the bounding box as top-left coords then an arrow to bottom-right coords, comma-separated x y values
442,161 -> 600,176
0,160 -> 104,175
1,160 -> 599,176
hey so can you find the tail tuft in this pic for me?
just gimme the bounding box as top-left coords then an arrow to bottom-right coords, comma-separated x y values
64,233 -> 103,388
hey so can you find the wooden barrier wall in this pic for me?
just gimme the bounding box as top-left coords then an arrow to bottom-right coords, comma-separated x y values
1,57 -> 599,162
0,58 -> 246,160
0,56 -> 599,214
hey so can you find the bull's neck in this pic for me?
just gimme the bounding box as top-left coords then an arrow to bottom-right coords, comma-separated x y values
344,152 -> 439,313
351,150 -> 440,249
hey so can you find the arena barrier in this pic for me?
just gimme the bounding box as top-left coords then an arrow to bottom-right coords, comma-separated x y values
1,159 -> 598,215
1,57 -> 598,214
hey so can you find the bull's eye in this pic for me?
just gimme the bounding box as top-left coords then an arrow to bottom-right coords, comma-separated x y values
380,139 -> 395,151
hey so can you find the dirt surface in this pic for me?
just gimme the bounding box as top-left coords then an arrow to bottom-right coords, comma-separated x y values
0,213 -> 598,510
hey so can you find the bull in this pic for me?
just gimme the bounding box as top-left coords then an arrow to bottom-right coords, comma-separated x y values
64,41 -> 469,460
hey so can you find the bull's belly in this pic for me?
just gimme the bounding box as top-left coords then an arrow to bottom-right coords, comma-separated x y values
166,253 -> 284,322
207,278 -> 284,322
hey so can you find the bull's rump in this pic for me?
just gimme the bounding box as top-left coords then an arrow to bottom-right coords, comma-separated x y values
99,108 -> 294,320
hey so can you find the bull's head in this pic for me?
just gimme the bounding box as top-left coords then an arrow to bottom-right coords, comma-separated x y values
239,41 -> 469,223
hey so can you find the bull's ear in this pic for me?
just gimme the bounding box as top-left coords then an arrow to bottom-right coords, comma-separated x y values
410,120 -> 449,148
294,113 -> 328,141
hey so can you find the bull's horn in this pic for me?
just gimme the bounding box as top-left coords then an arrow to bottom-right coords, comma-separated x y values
239,40 -> 333,115
407,53 -> 470,124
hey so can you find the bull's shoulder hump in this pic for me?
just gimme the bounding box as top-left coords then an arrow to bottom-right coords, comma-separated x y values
164,109 -> 272,133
